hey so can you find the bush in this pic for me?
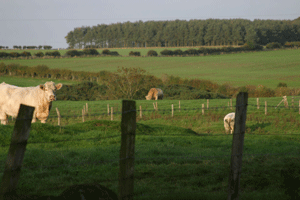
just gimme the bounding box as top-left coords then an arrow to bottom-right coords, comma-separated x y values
0,52 -> 9,58
147,50 -> 158,56
45,51 -> 61,57
173,49 -> 183,55
109,51 -> 119,56
160,49 -> 173,56
65,50 -> 84,57
266,42 -> 282,49
277,82 -> 287,87
35,52 -> 44,57
9,52 -> 21,58
102,49 -> 110,55
129,51 -> 141,56
242,42 -> 263,51
183,49 -> 198,56
20,51 -> 31,57
83,48 -> 99,56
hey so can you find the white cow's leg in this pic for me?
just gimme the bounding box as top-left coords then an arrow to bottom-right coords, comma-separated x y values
0,112 -> 8,125
31,111 -> 37,123
224,121 -> 230,134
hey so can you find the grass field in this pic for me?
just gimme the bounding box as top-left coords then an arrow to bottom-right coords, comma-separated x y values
1,48 -> 300,199
1,48 -> 300,89
1,97 -> 300,199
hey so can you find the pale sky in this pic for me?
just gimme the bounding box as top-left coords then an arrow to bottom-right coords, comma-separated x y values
0,0 -> 299,49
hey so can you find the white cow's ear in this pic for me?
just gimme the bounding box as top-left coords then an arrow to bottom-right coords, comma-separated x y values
39,84 -> 44,90
56,83 -> 63,90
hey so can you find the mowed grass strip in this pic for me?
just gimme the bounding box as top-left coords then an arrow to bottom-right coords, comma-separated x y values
1,49 -> 300,88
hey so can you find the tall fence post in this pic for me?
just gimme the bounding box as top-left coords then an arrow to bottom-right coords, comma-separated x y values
119,100 -> 136,200
56,107 -> 61,126
0,104 -> 35,199
257,98 -> 259,109
227,92 -> 248,200
265,101 -> 267,115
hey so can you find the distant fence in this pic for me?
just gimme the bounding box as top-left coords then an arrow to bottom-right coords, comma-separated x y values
0,94 -> 300,199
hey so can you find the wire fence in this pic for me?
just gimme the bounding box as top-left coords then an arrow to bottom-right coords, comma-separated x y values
1,96 -> 300,199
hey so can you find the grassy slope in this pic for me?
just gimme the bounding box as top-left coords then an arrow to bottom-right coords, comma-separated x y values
1,49 -> 300,88
0,114 -> 299,199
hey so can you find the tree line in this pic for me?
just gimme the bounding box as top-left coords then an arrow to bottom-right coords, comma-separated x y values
65,17 -> 300,49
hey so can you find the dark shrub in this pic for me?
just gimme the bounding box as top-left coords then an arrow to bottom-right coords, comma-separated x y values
0,52 -> 9,58
183,49 -> 198,55
45,51 -> 61,57
102,49 -> 110,55
243,42 -> 263,51
20,51 -> 31,57
9,52 -> 21,58
160,49 -> 173,56
266,42 -> 282,49
147,50 -> 158,56
277,82 -> 287,87
173,49 -> 183,55
129,51 -> 141,56
109,51 -> 119,56
35,52 -> 44,57
65,50 -> 84,57
83,48 -> 99,56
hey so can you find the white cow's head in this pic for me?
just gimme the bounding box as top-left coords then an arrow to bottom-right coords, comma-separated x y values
39,81 -> 63,102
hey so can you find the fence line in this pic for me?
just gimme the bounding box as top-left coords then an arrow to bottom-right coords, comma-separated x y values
1,96 -> 300,199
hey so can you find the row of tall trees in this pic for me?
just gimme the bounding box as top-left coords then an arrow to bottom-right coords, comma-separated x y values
65,18 -> 300,49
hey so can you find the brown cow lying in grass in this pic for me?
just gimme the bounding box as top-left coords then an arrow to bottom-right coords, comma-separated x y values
145,88 -> 164,100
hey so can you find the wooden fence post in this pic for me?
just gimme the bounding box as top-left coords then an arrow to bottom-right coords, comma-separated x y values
119,100 -> 136,200
82,109 -> 85,122
56,107 -> 61,126
86,103 -> 88,113
265,101 -> 267,115
179,101 -> 181,112
111,107 -> 113,121
202,104 -> 205,115
207,99 -> 209,109
227,92 -> 248,200
257,98 -> 259,109
107,104 -> 110,115
0,104 -> 35,199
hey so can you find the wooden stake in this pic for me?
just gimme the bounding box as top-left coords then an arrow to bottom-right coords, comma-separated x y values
202,104 -> 205,115
257,98 -> 259,109
227,92 -> 248,200
119,100 -> 136,200
0,105 -> 35,197
265,101 -> 267,115
56,107 -> 61,126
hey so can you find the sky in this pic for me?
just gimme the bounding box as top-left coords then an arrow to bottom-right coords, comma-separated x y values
0,0 -> 299,49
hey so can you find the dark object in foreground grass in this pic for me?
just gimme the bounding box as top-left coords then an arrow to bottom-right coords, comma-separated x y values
281,161 -> 300,200
3,184 -> 118,200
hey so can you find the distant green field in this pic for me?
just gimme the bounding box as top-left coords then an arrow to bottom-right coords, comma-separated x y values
1,49 -> 300,88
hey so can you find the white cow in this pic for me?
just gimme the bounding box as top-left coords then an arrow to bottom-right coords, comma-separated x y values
0,81 -> 62,125
224,112 -> 235,134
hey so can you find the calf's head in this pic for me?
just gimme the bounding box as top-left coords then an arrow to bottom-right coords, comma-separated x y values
40,81 -> 63,102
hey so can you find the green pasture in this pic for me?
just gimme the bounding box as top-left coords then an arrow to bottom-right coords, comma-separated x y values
1,49 -> 300,88
1,97 -> 300,199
